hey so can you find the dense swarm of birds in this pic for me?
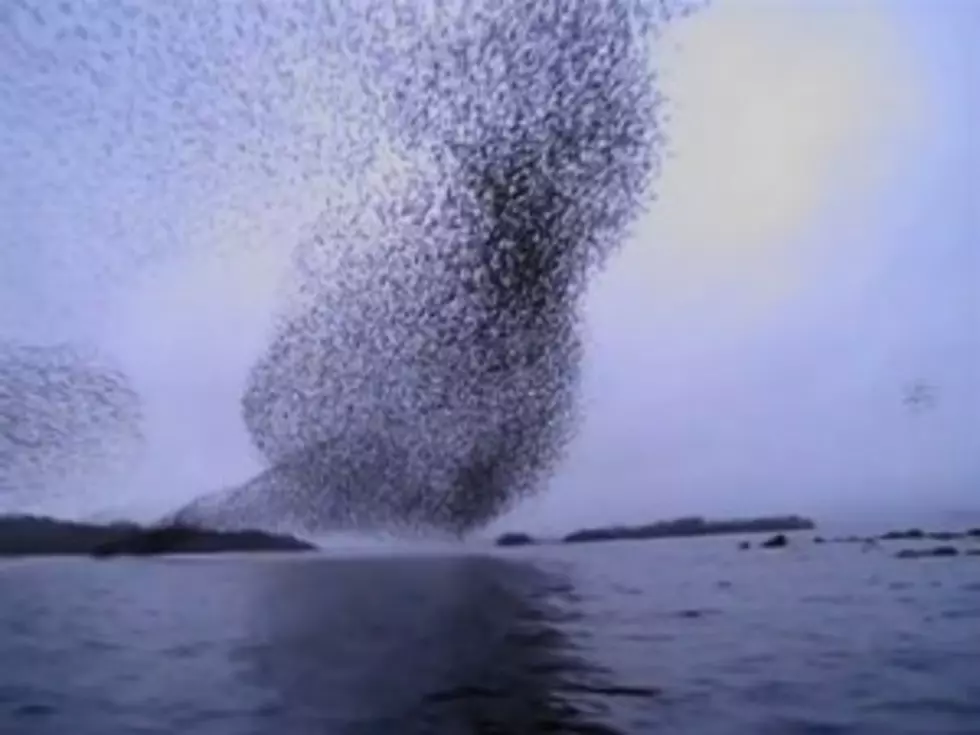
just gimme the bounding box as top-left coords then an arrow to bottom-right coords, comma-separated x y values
0,343 -> 143,509
3,0 -> 702,534
177,0 -> 695,536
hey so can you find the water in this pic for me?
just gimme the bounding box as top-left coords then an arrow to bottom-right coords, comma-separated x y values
1,536 -> 979,734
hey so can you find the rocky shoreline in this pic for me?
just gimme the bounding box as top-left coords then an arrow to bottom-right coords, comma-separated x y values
0,515 -> 316,558
495,518 -> 980,559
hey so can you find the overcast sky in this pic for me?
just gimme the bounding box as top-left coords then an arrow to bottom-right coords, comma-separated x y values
2,0 -> 977,529
503,0 -> 979,535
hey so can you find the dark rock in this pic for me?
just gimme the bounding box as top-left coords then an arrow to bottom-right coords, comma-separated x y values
495,532 -> 537,547
677,609 -> 711,619
967,550 -> 980,557
813,536 -> 826,544
559,684 -> 661,698
968,528 -> 980,538
761,534 -> 788,549
895,546 -> 960,559
738,541 -> 751,550
880,528 -> 925,541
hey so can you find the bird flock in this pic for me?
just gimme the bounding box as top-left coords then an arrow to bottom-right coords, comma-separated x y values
1,0 -> 701,535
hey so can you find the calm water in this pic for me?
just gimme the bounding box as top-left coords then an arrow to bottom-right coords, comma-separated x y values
1,536 -> 979,734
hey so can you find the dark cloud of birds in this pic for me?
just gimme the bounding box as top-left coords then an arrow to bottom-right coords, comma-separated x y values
2,0 -> 703,534
0,343 -> 143,509
177,0 -> 700,536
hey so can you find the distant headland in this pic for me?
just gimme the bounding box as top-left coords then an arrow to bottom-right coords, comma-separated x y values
0,515 -> 316,558
496,515 -> 816,547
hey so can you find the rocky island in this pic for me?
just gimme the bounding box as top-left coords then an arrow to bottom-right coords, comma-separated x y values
495,515 -> 815,547
561,515 -> 815,544
494,532 -> 537,547
0,515 -> 317,558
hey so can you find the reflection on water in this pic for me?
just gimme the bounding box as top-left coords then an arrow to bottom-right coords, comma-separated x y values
0,553 -> 644,734
2,539 -> 980,734
236,555 -> 651,733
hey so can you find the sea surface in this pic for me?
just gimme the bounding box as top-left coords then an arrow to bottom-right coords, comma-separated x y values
1,534 -> 979,734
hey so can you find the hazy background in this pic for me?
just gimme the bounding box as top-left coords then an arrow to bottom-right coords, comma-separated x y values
506,0 -> 980,536
1,0 -> 977,532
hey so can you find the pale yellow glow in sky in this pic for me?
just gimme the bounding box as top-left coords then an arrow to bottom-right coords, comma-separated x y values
153,0 -> 929,341
637,0 -> 924,298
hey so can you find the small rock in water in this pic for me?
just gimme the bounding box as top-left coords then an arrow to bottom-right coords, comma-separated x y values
495,532 -> 537,548
880,529 -> 926,541
895,546 -> 960,560
761,534 -> 788,549
676,609 -> 716,619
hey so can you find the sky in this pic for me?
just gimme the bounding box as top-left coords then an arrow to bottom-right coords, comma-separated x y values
1,0 -> 977,530
501,0 -> 980,535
